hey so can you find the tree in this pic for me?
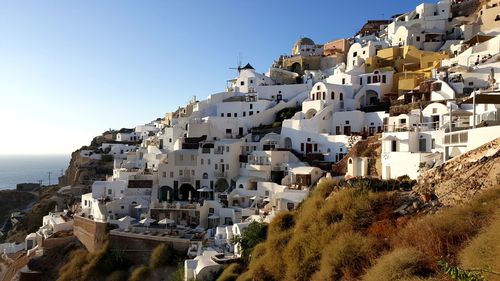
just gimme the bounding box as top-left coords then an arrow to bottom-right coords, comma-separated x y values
231,221 -> 268,260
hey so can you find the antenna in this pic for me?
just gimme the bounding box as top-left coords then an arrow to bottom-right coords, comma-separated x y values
229,53 -> 243,73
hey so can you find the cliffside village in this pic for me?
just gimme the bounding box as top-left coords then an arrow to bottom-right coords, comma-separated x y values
1,0 -> 500,280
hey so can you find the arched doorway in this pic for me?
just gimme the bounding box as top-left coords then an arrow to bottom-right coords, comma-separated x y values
291,62 -> 302,74
305,108 -> 317,119
179,184 -> 197,201
214,179 -> 229,192
159,186 -> 173,202
284,137 -> 292,149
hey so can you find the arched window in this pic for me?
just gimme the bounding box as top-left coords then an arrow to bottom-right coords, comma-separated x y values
202,173 -> 208,179
348,159 -> 353,164
339,93 -> 344,101
322,92 -> 326,100
331,92 -> 335,99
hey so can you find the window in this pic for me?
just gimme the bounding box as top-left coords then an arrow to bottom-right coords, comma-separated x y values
179,170 -> 183,176
367,76 -> 372,84
201,158 -> 204,165
431,139 -> 436,149
215,164 -> 218,169
331,91 -> 335,99
317,85 -> 320,90
391,140 -> 397,152
208,159 -> 211,165
249,111 -> 253,116
416,36 -> 420,42
322,92 -> 325,100
240,81 -> 244,86
243,112 -> 246,117
191,155 -> 195,161
360,77 -> 363,85
170,172 -> 174,178
162,172 -> 167,178
169,138 -> 172,143
346,120 -> 350,124
121,206 -> 124,210
108,189 -> 112,195
250,79 -> 253,83
353,51 -> 357,57
191,170 -> 195,176
339,93 -> 343,100
227,113 -> 231,117
342,78 -> 346,85
226,146 -> 229,152
226,164 -> 229,170
250,104 -> 253,109
382,75 -> 386,83
220,113 -> 224,117
432,108 -> 437,114
234,113 -> 237,117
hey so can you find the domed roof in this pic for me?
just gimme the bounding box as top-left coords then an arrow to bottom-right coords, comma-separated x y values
294,37 -> 315,47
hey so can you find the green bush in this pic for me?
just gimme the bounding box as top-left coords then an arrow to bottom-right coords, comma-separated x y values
101,154 -> 114,162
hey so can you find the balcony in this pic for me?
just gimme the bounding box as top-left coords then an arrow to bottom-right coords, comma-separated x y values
214,171 -> 228,178
214,150 -> 224,155
179,176 -> 193,183
247,164 -> 271,172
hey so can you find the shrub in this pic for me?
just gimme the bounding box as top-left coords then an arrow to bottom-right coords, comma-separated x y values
129,266 -> 151,281
150,243 -> 174,269
311,232 -> 375,281
101,154 -> 114,162
217,263 -> 241,281
105,270 -> 129,281
362,248 -> 433,281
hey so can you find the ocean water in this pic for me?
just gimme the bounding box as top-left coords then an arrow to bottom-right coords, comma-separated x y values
0,155 -> 70,190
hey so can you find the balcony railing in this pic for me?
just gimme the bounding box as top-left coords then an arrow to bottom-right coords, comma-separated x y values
179,176 -> 193,183
214,150 -> 224,155
214,171 -> 228,178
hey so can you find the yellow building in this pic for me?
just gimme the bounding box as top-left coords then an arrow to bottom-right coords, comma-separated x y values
365,45 -> 450,94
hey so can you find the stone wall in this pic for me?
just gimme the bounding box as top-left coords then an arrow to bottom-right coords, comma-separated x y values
73,216 -> 107,253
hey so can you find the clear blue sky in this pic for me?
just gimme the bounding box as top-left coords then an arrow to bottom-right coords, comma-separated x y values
0,0 -> 425,155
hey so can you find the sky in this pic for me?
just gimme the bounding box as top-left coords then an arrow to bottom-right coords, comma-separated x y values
0,0 -> 425,155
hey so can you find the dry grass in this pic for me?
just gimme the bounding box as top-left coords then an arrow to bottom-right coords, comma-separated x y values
311,232 -> 375,281
362,248 -> 433,281
236,180 -> 500,281
459,209 -> 500,281
216,263 -> 241,281
129,265 -> 150,281
238,183 -> 395,281
393,188 -> 500,262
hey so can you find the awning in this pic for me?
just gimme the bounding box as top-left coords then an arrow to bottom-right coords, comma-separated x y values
158,218 -> 175,225
462,92 -> 500,104
197,186 -> 211,192
139,218 -> 156,225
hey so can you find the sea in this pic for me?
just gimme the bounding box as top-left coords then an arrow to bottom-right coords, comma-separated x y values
0,155 -> 70,190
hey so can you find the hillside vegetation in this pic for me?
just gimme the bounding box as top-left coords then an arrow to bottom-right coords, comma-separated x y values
220,178 -> 500,281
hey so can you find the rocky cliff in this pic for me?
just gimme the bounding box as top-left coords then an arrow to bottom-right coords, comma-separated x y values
414,137 -> 500,206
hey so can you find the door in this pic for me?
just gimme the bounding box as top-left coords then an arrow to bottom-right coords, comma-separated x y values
419,138 -> 427,152
306,143 -> 312,154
